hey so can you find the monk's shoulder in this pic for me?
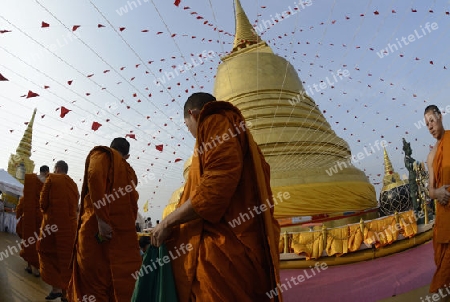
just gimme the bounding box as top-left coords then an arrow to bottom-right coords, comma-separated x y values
428,144 -> 438,160
202,110 -> 242,129
47,173 -> 63,185
88,148 -> 112,168
64,174 -> 77,185
90,146 -> 111,159
427,144 -> 438,169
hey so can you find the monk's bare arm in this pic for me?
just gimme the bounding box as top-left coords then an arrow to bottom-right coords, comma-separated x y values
150,198 -> 199,247
164,199 -> 199,227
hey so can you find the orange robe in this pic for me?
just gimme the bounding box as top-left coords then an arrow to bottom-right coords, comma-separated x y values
430,130 -> 450,292
17,174 -> 44,268
37,173 -> 79,289
68,147 -> 141,302
16,197 -> 24,239
167,101 -> 282,301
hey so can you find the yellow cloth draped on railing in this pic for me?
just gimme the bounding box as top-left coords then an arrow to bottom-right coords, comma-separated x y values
398,211 -> 418,238
286,211 -> 419,260
279,235 -> 285,253
326,227 -> 349,257
363,216 -> 399,248
291,231 -> 324,260
348,224 -> 364,252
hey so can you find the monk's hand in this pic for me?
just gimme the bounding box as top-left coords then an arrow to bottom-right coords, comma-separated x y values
150,221 -> 171,247
436,185 -> 450,206
97,217 -> 113,241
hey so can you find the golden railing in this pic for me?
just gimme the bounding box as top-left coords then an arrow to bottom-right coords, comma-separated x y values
279,210 -> 420,260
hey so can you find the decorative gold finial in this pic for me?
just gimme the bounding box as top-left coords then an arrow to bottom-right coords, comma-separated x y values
16,108 -> 37,158
381,147 -> 406,191
383,147 -> 393,176
232,0 -> 261,51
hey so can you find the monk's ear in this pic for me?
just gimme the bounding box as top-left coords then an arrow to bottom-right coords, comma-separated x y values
188,109 -> 200,121
124,154 -> 130,160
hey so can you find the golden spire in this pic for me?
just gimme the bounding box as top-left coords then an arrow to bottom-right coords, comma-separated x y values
382,147 -> 405,191
16,108 -> 36,158
383,147 -> 394,176
232,0 -> 261,51
214,3 -> 378,218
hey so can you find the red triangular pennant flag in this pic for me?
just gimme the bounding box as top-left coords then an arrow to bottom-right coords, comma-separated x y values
126,133 -> 136,140
60,106 -> 71,118
174,158 -> 182,163
41,21 -> 50,28
72,25 -> 81,31
155,144 -> 163,152
174,0 -> 181,6
91,121 -> 102,131
26,90 -> 39,98
0,73 -> 8,81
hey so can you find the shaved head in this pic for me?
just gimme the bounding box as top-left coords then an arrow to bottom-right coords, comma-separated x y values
184,92 -> 216,118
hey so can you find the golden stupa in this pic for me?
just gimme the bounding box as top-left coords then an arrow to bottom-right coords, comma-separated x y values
3,109 -> 37,203
212,0 -> 377,218
379,148 -> 411,216
162,156 -> 192,219
161,0 -> 433,273
381,148 -> 408,192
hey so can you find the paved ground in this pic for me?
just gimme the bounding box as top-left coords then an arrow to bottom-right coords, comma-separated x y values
0,231 -> 51,302
0,231 -> 446,302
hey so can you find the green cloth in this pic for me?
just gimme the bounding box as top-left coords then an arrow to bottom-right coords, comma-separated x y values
131,244 -> 178,302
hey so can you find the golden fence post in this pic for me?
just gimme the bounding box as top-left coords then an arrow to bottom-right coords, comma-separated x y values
322,224 -> 327,249
284,231 -> 289,254
359,218 -> 365,234
424,200 -> 429,225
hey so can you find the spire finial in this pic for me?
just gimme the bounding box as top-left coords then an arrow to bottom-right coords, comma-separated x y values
232,0 -> 261,51
383,147 -> 394,176
16,108 -> 36,158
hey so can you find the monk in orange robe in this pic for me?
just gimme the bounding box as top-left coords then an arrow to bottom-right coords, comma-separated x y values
67,138 -> 141,302
38,160 -> 79,301
152,93 -> 282,301
16,196 -> 24,239
17,165 -> 49,277
426,105 -> 450,298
